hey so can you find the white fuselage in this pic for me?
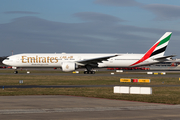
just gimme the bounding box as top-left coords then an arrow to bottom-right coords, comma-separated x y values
2,32 -> 173,73
3,53 -> 158,68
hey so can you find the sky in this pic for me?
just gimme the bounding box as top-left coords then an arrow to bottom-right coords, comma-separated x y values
1,0 -> 180,57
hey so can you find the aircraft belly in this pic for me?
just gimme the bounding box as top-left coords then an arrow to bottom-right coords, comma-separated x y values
104,60 -> 136,67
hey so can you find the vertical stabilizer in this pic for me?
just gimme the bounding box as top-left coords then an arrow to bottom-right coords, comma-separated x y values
149,32 -> 172,58
131,32 -> 172,66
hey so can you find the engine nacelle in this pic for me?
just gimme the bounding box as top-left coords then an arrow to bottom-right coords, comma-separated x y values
62,62 -> 76,72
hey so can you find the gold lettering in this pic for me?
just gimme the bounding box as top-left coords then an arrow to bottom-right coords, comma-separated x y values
55,57 -> 58,63
36,56 -> 38,63
39,57 -> 42,63
50,57 -> 54,63
22,56 -> 27,63
69,56 -> 73,59
62,56 -> 66,59
22,56 -> 60,63
28,57 -> 35,63
42,57 -> 46,63
47,56 -> 50,63
27,57 -> 29,63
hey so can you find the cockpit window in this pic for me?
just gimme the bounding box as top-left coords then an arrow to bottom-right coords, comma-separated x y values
5,58 -> 9,60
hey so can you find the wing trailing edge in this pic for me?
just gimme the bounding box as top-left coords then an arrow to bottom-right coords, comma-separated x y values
76,55 -> 118,65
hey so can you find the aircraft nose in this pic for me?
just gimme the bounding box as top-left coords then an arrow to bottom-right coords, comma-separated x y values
2,60 -> 7,65
2,60 -> 6,64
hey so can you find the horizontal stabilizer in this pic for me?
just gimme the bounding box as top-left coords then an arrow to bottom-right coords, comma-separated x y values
153,55 -> 176,61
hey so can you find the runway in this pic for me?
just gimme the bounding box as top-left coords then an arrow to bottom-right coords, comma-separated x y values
1,71 -> 180,78
0,95 -> 180,120
0,70 -> 180,119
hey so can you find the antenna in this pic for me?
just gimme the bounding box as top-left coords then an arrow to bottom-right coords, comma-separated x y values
12,50 -> 13,55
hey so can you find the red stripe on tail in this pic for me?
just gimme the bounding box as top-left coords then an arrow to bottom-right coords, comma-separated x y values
130,41 -> 160,66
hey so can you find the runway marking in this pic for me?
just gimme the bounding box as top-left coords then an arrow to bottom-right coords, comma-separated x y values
0,105 -> 180,114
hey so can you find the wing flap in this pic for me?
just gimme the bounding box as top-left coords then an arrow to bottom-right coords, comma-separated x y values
76,55 -> 118,65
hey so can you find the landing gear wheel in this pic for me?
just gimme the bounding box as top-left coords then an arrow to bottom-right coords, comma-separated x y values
84,71 -> 95,74
91,71 -> 95,74
14,71 -> 18,74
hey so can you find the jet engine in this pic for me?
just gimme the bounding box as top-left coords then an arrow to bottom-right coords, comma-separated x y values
61,62 -> 77,72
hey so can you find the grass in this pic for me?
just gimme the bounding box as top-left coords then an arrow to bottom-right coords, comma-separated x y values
0,69 -> 180,104
0,74 -> 179,85
0,87 -> 180,104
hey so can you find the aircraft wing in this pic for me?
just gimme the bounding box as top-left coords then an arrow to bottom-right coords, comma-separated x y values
153,55 -> 176,61
76,55 -> 118,65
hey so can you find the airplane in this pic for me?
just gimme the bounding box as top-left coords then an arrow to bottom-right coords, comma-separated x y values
3,32 -> 175,74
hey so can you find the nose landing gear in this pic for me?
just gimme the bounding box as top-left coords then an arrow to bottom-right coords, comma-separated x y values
14,70 -> 18,74
12,67 -> 18,74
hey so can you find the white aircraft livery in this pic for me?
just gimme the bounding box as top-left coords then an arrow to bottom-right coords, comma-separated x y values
3,32 -> 175,74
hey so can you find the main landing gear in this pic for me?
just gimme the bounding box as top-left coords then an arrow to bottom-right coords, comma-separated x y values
84,71 -> 95,74
84,65 -> 96,74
